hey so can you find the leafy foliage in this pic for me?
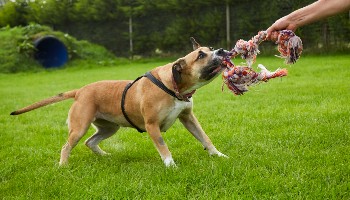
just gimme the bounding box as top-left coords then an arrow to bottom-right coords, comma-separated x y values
0,24 -> 117,73
0,0 -> 349,57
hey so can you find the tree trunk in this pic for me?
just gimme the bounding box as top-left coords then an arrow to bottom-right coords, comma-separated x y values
226,2 -> 231,50
322,22 -> 329,49
129,16 -> 133,60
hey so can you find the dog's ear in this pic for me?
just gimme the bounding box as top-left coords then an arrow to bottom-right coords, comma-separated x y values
190,37 -> 201,50
172,58 -> 186,84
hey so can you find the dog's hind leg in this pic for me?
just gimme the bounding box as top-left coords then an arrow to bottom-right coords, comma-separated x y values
59,102 -> 96,166
85,120 -> 119,155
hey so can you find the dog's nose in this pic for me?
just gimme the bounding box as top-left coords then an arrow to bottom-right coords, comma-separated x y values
216,48 -> 225,56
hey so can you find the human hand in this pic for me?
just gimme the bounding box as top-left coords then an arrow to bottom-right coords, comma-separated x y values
266,16 -> 298,39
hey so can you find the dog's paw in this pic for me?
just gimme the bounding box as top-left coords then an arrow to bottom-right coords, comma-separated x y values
164,157 -> 177,168
58,160 -> 69,167
99,151 -> 111,156
216,151 -> 229,158
208,149 -> 229,158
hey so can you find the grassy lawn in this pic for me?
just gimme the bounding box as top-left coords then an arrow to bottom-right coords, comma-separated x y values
0,55 -> 349,199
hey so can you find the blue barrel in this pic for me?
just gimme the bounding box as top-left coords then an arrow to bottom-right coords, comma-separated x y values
34,36 -> 68,68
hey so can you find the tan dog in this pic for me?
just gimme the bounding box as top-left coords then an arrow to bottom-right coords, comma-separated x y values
11,38 -> 229,167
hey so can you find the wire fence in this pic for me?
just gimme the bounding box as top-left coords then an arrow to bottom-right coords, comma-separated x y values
1,0 -> 349,57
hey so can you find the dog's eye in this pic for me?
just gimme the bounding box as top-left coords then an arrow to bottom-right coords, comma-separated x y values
197,51 -> 206,59
209,47 -> 214,51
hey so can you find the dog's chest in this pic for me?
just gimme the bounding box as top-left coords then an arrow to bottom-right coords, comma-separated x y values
160,100 -> 192,132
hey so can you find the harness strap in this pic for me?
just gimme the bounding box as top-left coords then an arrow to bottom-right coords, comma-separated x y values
121,75 -> 145,133
144,72 -> 182,101
121,71 -> 195,133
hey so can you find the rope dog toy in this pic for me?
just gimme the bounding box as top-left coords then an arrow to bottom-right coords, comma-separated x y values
222,30 -> 303,95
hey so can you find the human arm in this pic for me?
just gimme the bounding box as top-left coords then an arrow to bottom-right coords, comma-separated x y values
267,0 -> 350,36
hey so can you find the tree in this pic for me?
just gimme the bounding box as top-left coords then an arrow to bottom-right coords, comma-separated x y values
0,0 -> 348,56
0,1 -> 28,27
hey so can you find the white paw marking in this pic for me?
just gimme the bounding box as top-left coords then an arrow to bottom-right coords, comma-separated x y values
164,157 -> 177,167
216,151 -> 229,158
209,149 -> 229,158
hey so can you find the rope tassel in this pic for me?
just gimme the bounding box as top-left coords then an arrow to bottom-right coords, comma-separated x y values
222,30 -> 302,95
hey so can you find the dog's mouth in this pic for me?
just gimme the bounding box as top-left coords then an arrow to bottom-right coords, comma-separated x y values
200,50 -> 231,80
209,63 -> 226,76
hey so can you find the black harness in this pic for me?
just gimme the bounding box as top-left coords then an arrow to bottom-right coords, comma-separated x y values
121,71 -> 191,133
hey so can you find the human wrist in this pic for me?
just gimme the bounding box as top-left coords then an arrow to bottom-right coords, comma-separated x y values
285,12 -> 303,30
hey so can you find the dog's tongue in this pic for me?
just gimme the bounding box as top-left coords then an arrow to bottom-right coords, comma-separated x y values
212,66 -> 223,74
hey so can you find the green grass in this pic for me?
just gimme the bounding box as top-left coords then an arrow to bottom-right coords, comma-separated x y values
0,55 -> 349,199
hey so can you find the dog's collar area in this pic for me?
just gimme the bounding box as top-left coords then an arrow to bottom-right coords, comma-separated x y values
145,71 -> 195,102
171,77 -> 193,102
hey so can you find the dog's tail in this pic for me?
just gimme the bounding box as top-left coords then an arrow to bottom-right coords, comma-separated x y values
10,90 -> 78,115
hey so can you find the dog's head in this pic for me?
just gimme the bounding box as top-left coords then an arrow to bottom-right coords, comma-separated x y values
172,38 -> 229,92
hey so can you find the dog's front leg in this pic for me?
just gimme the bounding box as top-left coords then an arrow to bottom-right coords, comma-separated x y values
179,112 -> 228,158
145,122 -> 176,167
